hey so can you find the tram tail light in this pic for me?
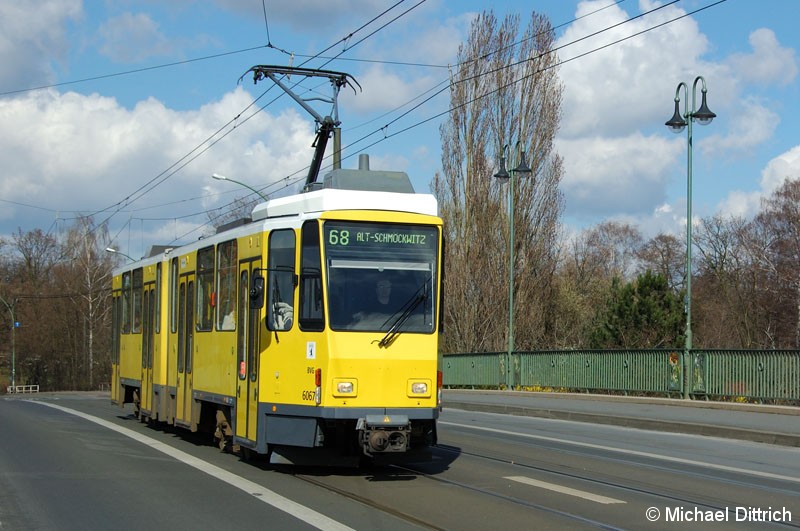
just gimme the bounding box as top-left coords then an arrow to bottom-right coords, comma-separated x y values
437,370 -> 443,407
314,368 -> 322,405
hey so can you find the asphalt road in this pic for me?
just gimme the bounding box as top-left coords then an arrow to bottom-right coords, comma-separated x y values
2,393 -> 798,530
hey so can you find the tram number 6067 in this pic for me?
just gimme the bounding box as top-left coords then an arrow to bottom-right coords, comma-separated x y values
301,390 -> 316,401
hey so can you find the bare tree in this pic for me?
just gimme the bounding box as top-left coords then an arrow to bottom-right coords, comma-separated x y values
61,217 -> 114,388
747,179 -> 800,347
207,195 -> 258,231
637,233 -> 684,292
434,10 -> 563,353
12,228 -> 62,282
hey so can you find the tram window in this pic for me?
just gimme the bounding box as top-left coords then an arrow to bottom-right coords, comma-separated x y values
121,272 -> 131,334
324,222 -> 438,333
267,229 -> 296,332
142,288 -> 150,367
112,294 -> 120,363
299,221 -> 324,331
132,268 -> 143,334
155,263 -> 162,334
186,280 -> 194,373
178,282 -> 186,374
196,246 -> 214,332
217,240 -> 237,331
237,270 -> 248,380
170,258 -> 178,334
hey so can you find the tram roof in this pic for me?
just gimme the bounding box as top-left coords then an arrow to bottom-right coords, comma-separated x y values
251,188 -> 438,221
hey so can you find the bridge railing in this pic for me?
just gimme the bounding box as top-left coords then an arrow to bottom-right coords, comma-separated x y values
442,349 -> 800,402
6,384 -> 40,394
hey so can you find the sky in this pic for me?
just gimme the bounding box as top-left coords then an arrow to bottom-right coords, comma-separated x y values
1,0 -> 798,260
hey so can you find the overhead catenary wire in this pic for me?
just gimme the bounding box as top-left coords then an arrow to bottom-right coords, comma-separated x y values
99,0 -> 723,247
6,1 -> 729,252
122,0 -> 724,240
0,0 -> 614,231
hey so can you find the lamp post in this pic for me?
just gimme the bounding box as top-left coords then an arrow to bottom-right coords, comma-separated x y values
665,76 -> 716,399
493,141 -> 532,388
105,247 -> 136,262
212,173 -> 269,202
0,294 -> 17,391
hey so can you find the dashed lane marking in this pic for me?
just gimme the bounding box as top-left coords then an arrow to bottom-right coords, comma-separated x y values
505,476 -> 626,504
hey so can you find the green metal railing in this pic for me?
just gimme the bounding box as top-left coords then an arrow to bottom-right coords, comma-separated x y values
442,349 -> 800,402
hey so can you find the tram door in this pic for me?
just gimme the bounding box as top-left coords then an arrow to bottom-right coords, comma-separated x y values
235,260 -> 261,444
176,274 -> 195,426
141,285 -> 155,415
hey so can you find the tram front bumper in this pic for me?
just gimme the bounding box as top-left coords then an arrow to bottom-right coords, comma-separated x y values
357,414 -> 410,454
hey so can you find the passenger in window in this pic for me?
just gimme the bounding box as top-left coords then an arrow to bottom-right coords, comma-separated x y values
375,279 -> 392,307
352,277 -> 393,325
273,301 -> 293,329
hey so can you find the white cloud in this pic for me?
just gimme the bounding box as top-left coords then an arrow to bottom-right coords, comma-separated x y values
716,189 -> 761,219
701,98 -> 779,156
341,64 -> 444,116
0,87 -> 315,237
98,12 -> 173,63
0,0 -> 82,91
556,0 -> 713,138
759,144 -> 800,191
714,145 -> 800,221
728,28 -> 798,86
557,132 -> 681,220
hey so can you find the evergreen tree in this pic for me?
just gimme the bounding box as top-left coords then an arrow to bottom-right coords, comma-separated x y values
591,271 -> 684,349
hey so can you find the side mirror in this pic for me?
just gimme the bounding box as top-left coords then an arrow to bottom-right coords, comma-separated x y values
250,271 -> 265,309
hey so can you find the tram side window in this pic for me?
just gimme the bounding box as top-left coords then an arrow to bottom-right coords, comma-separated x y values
267,229 -> 296,332
170,258 -> 178,333
121,272 -> 131,334
132,268 -> 143,333
217,240 -> 237,331
112,294 -> 120,363
299,221 -> 324,331
196,246 -> 214,332
155,263 -> 162,334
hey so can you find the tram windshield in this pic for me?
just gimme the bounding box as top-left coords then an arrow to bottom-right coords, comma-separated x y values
324,221 -> 438,333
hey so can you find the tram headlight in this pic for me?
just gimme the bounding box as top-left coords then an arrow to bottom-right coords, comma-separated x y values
333,378 -> 357,397
408,380 -> 431,397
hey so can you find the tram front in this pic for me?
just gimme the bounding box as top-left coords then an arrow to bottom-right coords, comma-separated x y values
322,218 -> 442,459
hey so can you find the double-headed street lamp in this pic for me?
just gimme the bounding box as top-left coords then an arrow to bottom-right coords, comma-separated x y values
665,76 -> 716,398
212,173 -> 269,202
493,141 -> 532,388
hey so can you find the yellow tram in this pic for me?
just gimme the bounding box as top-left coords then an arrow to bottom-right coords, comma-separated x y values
111,155 -> 443,464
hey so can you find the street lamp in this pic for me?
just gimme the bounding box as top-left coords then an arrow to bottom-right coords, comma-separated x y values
212,173 -> 269,202
665,76 -> 716,399
0,294 -> 18,391
105,247 -> 136,262
493,141 -> 532,388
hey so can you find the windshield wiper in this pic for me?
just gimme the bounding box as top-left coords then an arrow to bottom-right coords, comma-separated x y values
378,282 -> 429,348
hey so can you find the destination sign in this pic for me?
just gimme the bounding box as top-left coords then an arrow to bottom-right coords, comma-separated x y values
324,222 -> 437,250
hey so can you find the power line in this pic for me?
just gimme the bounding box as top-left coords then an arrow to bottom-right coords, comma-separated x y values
0,45 -> 271,98
100,0 -> 711,243
10,1 -> 728,251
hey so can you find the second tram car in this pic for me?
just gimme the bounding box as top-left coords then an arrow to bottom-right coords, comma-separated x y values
111,155 -> 443,464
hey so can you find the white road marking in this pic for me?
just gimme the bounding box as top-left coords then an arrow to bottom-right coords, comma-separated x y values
505,476 -> 625,504
441,420 -> 800,484
32,401 -> 354,531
